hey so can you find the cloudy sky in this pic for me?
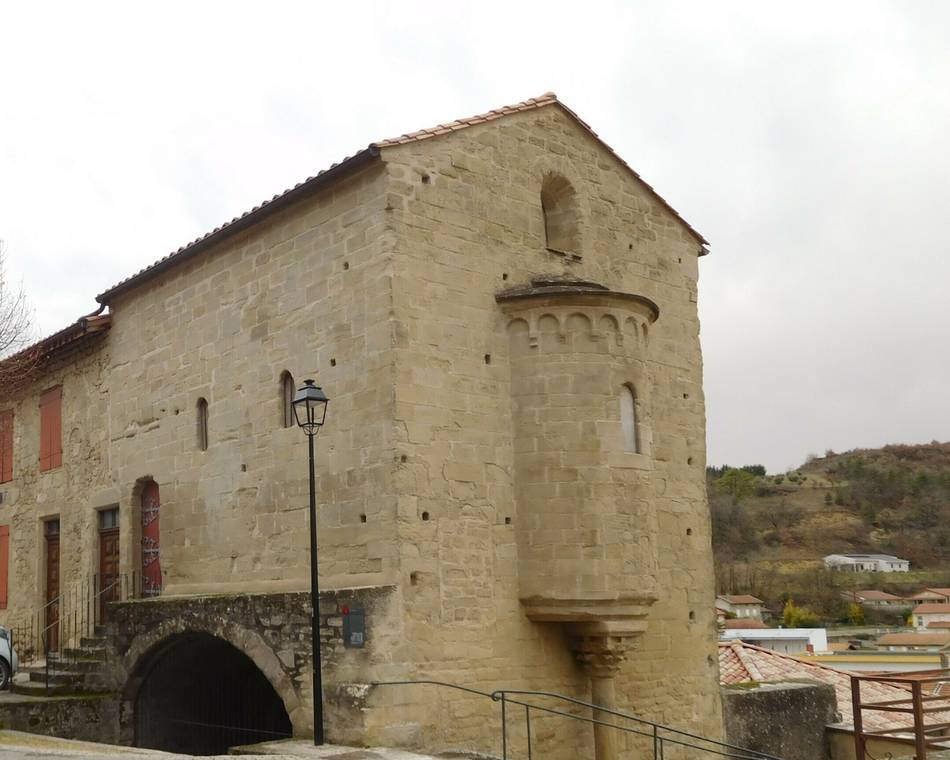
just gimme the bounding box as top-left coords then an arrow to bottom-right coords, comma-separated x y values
1,1 -> 948,473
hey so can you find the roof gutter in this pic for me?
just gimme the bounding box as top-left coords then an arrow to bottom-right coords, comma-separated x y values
96,146 -> 380,305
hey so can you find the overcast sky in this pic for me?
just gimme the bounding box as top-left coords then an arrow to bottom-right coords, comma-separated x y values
1,1 -> 948,473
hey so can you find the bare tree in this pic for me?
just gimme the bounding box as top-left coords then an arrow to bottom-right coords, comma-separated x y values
0,241 -> 39,395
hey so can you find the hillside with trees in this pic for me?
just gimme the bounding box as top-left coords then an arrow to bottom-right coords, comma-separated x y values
710,441 -> 950,623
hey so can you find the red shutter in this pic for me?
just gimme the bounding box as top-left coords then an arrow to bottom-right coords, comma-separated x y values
40,386 -> 62,471
0,525 -> 8,609
0,411 -> 12,483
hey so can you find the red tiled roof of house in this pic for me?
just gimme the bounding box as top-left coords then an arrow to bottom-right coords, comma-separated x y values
877,633 -> 950,647
95,93 -> 708,304
914,603 -> 950,614
722,619 -> 769,630
926,588 -> 950,597
909,590 -> 950,601
0,313 -> 112,377
718,641 -> 950,732
850,590 -> 905,602
720,595 -> 764,605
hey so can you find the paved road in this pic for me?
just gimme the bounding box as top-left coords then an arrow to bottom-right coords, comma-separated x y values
0,732 -> 445,759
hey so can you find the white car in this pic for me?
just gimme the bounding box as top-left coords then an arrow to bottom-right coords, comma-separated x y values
0,626 -> 18,690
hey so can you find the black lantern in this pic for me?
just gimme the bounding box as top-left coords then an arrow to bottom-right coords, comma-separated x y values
292,379 -> 329,436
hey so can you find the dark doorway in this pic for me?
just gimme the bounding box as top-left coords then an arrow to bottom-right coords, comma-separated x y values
44,518 -> 60,652
134,633 -> 293,755
98,508 -> 119,624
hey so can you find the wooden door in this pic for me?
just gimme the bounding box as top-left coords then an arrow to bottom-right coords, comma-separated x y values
141,482 -> 161,597
98,508 -> 120,623
45,519 -> 60,652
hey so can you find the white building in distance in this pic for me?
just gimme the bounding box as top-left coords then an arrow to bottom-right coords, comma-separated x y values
719,627 -> 828,655
824,554 -> 910,573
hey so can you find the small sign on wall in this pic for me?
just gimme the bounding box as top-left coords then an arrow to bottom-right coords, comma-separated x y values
342,604 -> 365,648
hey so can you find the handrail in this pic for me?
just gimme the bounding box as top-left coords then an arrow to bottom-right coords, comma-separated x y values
372,680 -> 784,760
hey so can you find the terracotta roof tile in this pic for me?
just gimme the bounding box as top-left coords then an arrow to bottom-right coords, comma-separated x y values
877,633 -> 950,646
849,590 -> 906,602
719,595 -> 764,605
914,603 -> 950,614
718,641 -> 950,732
96,92 -> 708,304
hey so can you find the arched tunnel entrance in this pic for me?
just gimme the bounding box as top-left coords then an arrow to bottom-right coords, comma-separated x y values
133,632 -> 293,755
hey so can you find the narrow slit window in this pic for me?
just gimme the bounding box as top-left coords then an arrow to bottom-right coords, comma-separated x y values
621,384 -> 640,454
197,398 -> 209,451
280,372 -> 295,428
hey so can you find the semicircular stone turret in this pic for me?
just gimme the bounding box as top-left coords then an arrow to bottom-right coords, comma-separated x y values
496,278 -> 660,632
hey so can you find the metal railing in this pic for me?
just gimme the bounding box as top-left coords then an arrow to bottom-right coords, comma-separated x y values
852,668 -> 950,760
9,571 -> 141,680
373,680 -> 784,760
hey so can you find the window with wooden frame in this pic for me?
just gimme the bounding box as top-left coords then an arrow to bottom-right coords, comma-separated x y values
0,410 -> 12,483
39,386 -> 63,471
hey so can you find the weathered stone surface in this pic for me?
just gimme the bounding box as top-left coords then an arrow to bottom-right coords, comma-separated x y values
0,694 -> 120,744
722,681 -> 839,760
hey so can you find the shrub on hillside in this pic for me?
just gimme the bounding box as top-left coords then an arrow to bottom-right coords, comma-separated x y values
783,599 -> 822,628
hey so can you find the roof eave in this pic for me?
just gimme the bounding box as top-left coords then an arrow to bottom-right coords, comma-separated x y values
96,147 -> 381,305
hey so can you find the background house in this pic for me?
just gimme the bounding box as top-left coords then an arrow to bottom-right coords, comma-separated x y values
913,603 -> 950,631
909,588 -> 950,604
823,553 -> 910,572
842,590 -> 909,608
716,594 -> 765,619
877,632 -> 950,651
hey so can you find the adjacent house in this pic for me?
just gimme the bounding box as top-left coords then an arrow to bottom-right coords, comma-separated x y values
824,554 -> 910,572
841,590 -> 910,608
877,632 -> 950,651
715,594 -> 765,619
913,603 -> 950,632
909,588 -> 950,604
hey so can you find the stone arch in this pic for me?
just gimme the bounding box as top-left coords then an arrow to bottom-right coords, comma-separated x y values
540,173 -> 580,255
531,157 -> 590,258
120,616 -> 304,743
537,313 -> 561,334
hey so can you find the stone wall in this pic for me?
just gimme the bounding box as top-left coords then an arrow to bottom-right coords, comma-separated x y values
379,103 -> 721,750
104,161 -> 398,596
0,338 -> 111,636
0,695 -> 120,744
722,681 -> 839,760
105,586 -> 398,742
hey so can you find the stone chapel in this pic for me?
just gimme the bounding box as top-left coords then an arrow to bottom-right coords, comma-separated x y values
0,93 -> 721,758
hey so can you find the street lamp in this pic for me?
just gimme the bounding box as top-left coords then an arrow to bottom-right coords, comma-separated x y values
292,379 -> 329,746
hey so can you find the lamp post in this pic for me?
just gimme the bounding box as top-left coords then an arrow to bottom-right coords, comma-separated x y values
292,379 -> 329,746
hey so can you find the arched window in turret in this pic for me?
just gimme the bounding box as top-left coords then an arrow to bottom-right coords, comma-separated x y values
280,371 -> 295,428
620,384 -> 640,454
540,173 -> 579,255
